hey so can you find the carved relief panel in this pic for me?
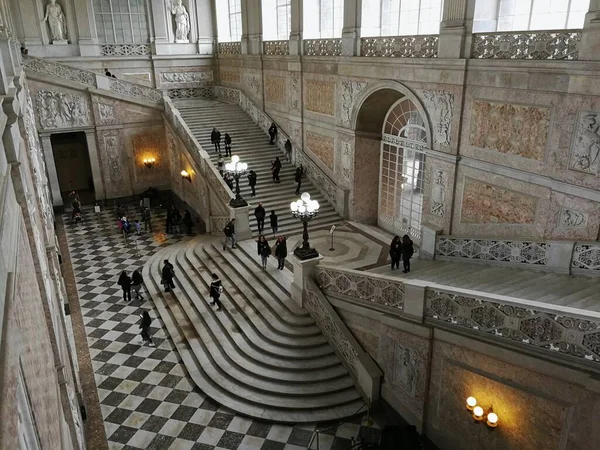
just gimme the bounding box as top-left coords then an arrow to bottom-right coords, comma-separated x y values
244,74 -> 262,100
290,72 -> 301,113
430,169 -> 448,218
96,102 -> 117,125
264,76 -> 287,105
97,130 -> 128,196
306,132 -> 335,171
569,111 -> 600,176
337,134 -> 355,188
304,80 -> 335,116
339,79 -> 367,127
220,70 -> 241,84
417,89 -> 454,147
159,69 -> 214,87
35,89 -> 91,129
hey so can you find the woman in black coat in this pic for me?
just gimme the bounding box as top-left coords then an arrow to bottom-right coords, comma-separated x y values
139,311 -> 155,346
402,235 -> 414,273
257,235 -> 271,270
209,273 -> 223,310
274,236 -> 287,270
117,271 -> 131,302
131,269 -> 144,301
389,236 -> 402,270
269,210 -> 278,236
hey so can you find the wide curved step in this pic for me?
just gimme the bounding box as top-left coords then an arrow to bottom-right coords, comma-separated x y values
142,238 -> 364,422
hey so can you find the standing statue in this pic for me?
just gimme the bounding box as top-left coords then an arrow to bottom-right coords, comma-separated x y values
43,0 -> 67,43
169,0 -> 190,43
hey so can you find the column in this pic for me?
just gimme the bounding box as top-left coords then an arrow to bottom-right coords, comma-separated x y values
241,0 -> 262,54
151,0 -> 171,54
341,0 -> 361,56
9,0 -> 43,47
438,0 -> 477,59
579,0 -> 600,61
84,130 -> 105,201
195,0 -> 216,54
72,0 -> 99,56
40,133 -> 63,207
289,0 -> 303,55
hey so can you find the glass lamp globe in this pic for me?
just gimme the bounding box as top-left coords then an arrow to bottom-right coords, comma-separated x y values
473,406 -> 484,421
301,192 -> 311,203
295,200 -> 303,209
307,203 -> 315,213
232,155 -> 240,164
311,200 -> 320,211
466,397 -> 477,411
224,163 -> 231,171
298,205 -> 306,213
486,412 -> 498,428
242,163 -> 248,171
290,202 -> 298,212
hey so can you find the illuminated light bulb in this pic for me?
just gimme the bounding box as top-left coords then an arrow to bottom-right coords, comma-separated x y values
298,205 -> 306,213
311,200 -> 320,210
296,200 -> 303,209
487,412 -> 498,428
307,203 -> 315,213
290,202 -> 298,212
466,397 -> 477,411
301,192 -> 311,203
180,170 -> 189,177
232,155 -> 240,164
473,406 -> 484,421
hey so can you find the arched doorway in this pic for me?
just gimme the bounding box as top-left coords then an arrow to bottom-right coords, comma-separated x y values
352,82 -> 432,243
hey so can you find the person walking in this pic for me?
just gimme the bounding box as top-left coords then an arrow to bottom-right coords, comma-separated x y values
183,209 -> 193,235
217,153 -> 224,176
254,203 -> 266,234
142,207 -> 152,232
211,127 -> 221,152
294,165 -> 304,195
139,311 -> 155,346
224,173 -> 234,191
132,269 -> 145,301
272,157 -> 282,183
269,210 -> 278,236
284,138 -> 292,162
222,219 -> 236,250
117,271 -> 132,302
257,235 -> 271,270
247,170 -> 257,196
162,259 -> 176,292
274,236 -> 287,270
402,235 -> 414,273
224,133 -> 232,157
209,273 -> 223,311
389,236 -> 402,270
268,122 -> 278,145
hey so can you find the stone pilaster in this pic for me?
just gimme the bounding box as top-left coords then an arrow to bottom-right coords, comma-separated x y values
72,0 -> 99,55
579,0 -> 600,61
438,0 -> 476,59
195,0 -> 216,54
151,0 -> 171,54
84,130 -> 105,202
241,0 -> 262,54
40,133 -> 63,207
289,0 -> 302,55
10,0 -> 43,47
341,0 -> 361,56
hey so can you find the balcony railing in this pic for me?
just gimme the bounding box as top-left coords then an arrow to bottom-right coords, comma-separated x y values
360,35 -> 439,58
471,30 -> 582,60
303,39 -> 342,56
100,44 -> 151,56
218,42 -> 242,55
263,40 -> 290,55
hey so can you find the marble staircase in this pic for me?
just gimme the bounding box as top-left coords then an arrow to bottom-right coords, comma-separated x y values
174,99 -> 342,236
142,236 -> 364,423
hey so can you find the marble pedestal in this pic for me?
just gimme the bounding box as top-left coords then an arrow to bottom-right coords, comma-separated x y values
231,206 -> 252,241
290,254 -> 324,307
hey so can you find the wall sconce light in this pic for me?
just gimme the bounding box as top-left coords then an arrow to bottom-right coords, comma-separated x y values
180,170 -> 192,182
143,157 -> 156,169
465,397 -> 499,429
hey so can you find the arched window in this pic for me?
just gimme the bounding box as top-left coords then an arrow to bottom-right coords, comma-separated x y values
93,0 -> 150,44
361,0 -> 444,37
216,0 -> 242,42
262,0 -> 292,40
304,0 -> 345,39
473,0 -> 590,32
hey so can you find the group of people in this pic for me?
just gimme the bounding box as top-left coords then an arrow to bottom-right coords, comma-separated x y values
389,235 -> 415,273
115,204 -> 152,236
257,235 -> 288,270
210,128 -> 232,157
166,205 -> 193,235
253,203 -> 278,236
116,269 -> 155,346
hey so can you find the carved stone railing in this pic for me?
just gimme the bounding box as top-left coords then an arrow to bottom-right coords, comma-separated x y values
218,42 -> 242,55
471,30 -> 581,60
303,39 -> 342,56
572,243 -> 600,274
108,78 -> 163,104
100,44 -> 151,56
316,266 -> 405,312
360,35 -> 439,58
167,87 -> 215,100
263,40 -> 290,55
23,56 -> 96,87
304,278 -> 382,400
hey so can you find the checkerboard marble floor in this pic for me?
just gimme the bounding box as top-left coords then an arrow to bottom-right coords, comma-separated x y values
65,205 -> 381,450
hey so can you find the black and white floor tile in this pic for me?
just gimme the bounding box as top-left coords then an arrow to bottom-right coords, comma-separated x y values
65,204 -> 381,450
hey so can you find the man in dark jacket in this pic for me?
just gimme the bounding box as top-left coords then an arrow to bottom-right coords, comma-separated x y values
268,123 -> 277,145
211,127 -> 221,152
162,259 -> 175,292
209,273 -> 223,311
247,170 -> 257,196
118,271 -> 132,302
274,236 -> 287,270
132,269 -> 144,300
294,165 -> 304,195
284,139 -> 292,161
224,133 -> 232,157
269,210 -> 278,236
222,219 -> 236,250
272,157 -> 282,183
254,203 -> 266,234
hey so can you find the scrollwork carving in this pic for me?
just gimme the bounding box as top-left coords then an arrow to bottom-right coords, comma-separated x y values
361,35 -> 439,58
100,44 -> 150,56
304,39 -> 342,56
572,244 -> 600,272
569,112 -> 600,176
160,70 -> 213,85
418,90 -> 454,146
430,169 -> 447,218
340,80 -> 367,127
472,31 -> 581,60
436,237 -> 550,265
263,40 -> 290,55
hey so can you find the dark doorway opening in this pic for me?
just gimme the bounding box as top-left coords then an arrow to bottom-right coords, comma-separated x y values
51,132 -> 95,205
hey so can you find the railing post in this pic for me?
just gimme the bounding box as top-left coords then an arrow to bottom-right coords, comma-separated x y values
289,0 -> 303,55
420,223 -> 443,260
403,283 -> 427,322
342,0 -> 362,56
438,0 -> 476,58
579,0 -> 600,60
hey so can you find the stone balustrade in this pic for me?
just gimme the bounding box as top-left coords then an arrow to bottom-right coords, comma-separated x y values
218,42 -> 242,55
303,39 -> 342,56
360,35 -> 439,58
99,44 -> 151,56
471,30 -> 582,60
263,40 -> 290,56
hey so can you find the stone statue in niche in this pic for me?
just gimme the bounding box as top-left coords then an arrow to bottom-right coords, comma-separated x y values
36,90 -> 90,129
570,112 -> 600,175
169,0 -> 190,43
430,170 -> 447,217
393,344 -> 417,397
42,0 -> 67,44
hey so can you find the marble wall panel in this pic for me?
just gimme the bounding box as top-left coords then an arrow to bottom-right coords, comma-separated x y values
130,130 -> 168,186
219,69 -> 241,85
264,76 -> 287,106
422,158 -> 456,232
353,136 -> 380,223
97,129 -> 132,198
335,309 -> 382,366
243,72 -> 263,104
304,80 -> 336,116
305,132 -> 335,172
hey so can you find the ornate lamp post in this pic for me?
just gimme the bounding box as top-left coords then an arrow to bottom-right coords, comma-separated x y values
225,155 -> 248,207
290,192 -> 320,260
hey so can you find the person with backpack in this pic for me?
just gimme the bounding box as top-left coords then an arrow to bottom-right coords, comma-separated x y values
131,269 -> 144,301
139,311 -> 155,346
222,219 -> 236,250
274,236 -> 287,270
272,157 -> 282,183
268,123 -> 277,145
210,127 -> 221,152
389,236 -> 402,270
117,271 -> 132,302
162,259 -> 176,292
269,210 -> 278,236
224,133 -> 232,157
254,203 -> 266,234
209,273 -> 223,311
294,165 -> 304,195
247,170 -> 257,196
257,235 -> 271,270
402,235 -> 414,273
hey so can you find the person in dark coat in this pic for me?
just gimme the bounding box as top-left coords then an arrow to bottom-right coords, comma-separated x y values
162,259 -> 175,292
269,210 -> 278,236
117,271 -> 132,302
268,123 -> 278,145
139,311 -> 155,346
224,133 -> 232,157
132,269 -> 144,300
402,235 -> 414,273
257,235 -> 271,270
284,139 -> 292,161
209,273 -> 223,311
247,170 -> 257,196
222,219 -> 236,250
142,207 -> 152,231
211,127 -> 221,152
183,210 -> 193,235
274,236 -> 287,270
224,173 -> 234,191
294,165 -> 304,195
389,236 -> 402,270
254,203 -> 266,234
271,157 -> 282,183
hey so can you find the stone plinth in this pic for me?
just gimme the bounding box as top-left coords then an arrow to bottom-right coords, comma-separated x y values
290,254 -> 324,307
231,206 -> 252,241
